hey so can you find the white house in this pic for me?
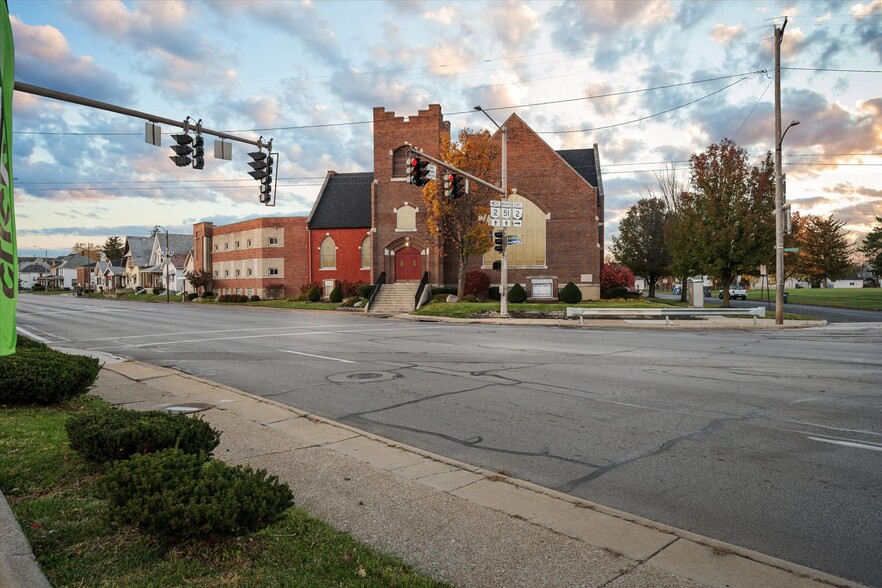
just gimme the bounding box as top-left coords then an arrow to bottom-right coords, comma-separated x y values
147,233 -> 193,293
831,276 -> 864,289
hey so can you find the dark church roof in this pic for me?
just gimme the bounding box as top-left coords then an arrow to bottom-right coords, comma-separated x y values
308,172 -> 374,229
555,149 -> 597,188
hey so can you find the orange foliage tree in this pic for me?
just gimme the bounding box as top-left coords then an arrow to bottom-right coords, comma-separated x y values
422,128 -> 498,298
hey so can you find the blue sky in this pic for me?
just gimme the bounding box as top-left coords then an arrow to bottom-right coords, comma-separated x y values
9,0 -> 882,259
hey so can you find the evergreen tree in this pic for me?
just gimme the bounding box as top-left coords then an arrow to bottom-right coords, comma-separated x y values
102,236 -> 125,262
797,215 -> 853,287
859,216 -> 882,280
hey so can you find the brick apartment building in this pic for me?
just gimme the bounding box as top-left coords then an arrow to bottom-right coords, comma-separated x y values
193,217 -> 308,299
193,103 -> 604,301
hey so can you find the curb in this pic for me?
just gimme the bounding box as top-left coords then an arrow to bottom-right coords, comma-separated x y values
0,490 -> 52,588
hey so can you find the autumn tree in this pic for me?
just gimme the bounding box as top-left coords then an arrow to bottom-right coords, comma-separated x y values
611,197 -> 670,297
686,139 -> 775,306
185,271 -> 212,297
71,243 -> 101,261
102,235 -> 125,262
422,128 -> 497,299
859,216 -> 882,279
796,214 -> 852,287
651,163 -> 694,302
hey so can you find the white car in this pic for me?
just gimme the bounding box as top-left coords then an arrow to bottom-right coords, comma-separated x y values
720,286 -> 747,300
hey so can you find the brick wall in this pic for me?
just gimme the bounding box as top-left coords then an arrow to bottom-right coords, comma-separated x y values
309,227 -> 372,287
372,105 -> 444,284
193,217 -> 308,298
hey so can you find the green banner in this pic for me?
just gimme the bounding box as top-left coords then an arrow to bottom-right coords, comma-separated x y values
0,0 -> 17,356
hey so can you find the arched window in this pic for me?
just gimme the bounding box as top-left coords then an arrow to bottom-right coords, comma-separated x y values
360,235 -> 372,269
483,195 -> 547,268
392,146 -> 409,179
320,236 -> 336,269
396,205 -> 416,231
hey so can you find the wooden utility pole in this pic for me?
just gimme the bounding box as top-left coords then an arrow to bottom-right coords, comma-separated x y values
774,19 -> 787,325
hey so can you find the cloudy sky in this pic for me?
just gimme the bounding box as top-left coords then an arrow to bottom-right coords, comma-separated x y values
9,0 -> 882,259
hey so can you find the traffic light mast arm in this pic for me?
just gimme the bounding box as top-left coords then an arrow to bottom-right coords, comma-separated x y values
405,143 -> 506,196
14,81 -> 269,150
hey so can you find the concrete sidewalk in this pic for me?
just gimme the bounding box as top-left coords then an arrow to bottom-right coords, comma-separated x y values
2,359 -> 860,588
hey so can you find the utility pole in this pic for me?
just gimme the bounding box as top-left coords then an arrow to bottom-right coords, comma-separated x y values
774,18 -> 796,326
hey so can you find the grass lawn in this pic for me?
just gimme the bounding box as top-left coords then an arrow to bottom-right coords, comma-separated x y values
0,396 -> 449,587
745,287 -> 882,311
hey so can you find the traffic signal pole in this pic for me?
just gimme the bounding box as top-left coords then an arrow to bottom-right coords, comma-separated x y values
14,82 -> 266,149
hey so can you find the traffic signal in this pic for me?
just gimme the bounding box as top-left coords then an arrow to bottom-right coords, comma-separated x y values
494,230 -> 505,253
193,134 -> 205,169
247,150 -> 269,180
443,173 -> 461,199
407,157 -> 430,187
169,133 -> 193,167
259,155 -> 274,204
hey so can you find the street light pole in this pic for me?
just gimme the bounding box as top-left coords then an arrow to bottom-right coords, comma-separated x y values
774,19 -> 797,325
475,106 -> 509,318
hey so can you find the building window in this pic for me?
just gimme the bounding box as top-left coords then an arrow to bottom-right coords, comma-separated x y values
214,271 -> 218,277
235,269 -> 240,277
391,146 -> 410,179
320,236 -> 336,269
224,270 -> 229,277
269,237 -> 278,245
247,239 -> 252,247
235,241 -> 240,249
360,235 -> 372,269
396,205 -> 416,231
268,268 -> 279,276
214,244 -> 218,251
246,268 -> 252,276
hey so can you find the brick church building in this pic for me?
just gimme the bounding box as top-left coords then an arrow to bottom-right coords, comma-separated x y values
193,104 -> 604,304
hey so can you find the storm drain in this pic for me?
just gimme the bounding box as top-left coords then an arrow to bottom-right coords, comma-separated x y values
156,402 -> 214,414
328,371 -> 398,384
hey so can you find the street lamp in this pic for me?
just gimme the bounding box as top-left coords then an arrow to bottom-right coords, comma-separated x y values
474,105 -> 509,318
153,225 -> 171,304
775,119 -> 799,325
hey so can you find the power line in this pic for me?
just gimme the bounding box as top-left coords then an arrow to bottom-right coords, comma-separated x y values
782,67 -> 882,73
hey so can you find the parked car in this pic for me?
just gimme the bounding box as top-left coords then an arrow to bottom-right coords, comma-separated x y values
672,285 -> 682,295
720,285 -> 748,300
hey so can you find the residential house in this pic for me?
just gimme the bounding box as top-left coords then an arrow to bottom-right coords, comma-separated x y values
831,276 -> 864,289
17,257 -> 52,290
146,233 -> 193,293
121,236 -> 154,290
307,171 -> 373,295
193,217 -> 308,299
100,260 -> 126,291
54,254 -> 92,290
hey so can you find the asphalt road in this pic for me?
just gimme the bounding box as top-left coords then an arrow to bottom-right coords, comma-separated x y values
16,295 -> 882,586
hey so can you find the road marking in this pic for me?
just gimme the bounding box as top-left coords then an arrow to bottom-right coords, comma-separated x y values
808,437 -> 882,452
280,350 -> 354,363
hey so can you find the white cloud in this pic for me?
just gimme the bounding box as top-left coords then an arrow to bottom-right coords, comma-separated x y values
709,24 -> 745,44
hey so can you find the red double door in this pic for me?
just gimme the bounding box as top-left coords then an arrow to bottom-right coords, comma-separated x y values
396,247 -> 421,281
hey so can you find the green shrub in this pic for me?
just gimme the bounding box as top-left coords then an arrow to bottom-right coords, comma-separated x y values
602,286 -> 630,299
14,336 -> 48,350
559,281 -> 582,304
462,294 -> 480,302
336,279 -> 362,297
99,449 -> 293,537
31,283 -> 45,291
299,281 -> 323,296
489,286 -> 500,300
0,346 -> 100,404
507,283 -> 527,303
187,293 -> 199,301
236,295 -> 249,303
430,293 -> 448,304
307,286 -> 321,302
202,292 -> 215,298
359,284 -> 374,299
152,287 -> 163,295
66,408 -> 220,463
249,295 -> 261,302
328,286 -> 343,303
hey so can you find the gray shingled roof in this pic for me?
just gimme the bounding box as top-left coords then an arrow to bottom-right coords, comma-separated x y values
124,236 -> 153,266
309,172 -> 373,229
163,234 -> 193,256
556,149 -> 597,188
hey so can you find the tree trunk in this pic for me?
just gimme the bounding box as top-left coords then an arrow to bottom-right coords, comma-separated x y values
456,252 -> 467,299
720,273 -> 732,307
680,272 -> 688,303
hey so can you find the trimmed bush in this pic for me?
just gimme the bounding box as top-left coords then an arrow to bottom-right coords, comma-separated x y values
187,293 -> 199,301
335,279 -> 362,297
307,286 -> 321,302
99,449 -> 293,537
465,271 -> 491,298
559,281 -> 583,304
152,288 -> 163,295
430,293 -> 448,304
462,294 -> 480,302
0,344 -> 100,404
31,283 -> 45,292
66,408 -> 220,463
507,283 -> 528,303
602,286 -> 630,299
236,295 -> 249,303
489,286 -> 500,301
328,286 -> 343,303
299,281 -> 323,297
249,295 -> 261,302
359,284 -> 374,299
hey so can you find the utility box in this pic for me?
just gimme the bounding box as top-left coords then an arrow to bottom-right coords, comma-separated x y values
687,276 -> 704,308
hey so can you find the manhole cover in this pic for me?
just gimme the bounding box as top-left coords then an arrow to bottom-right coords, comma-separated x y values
157,402 -> 214,414
328,371 -> 398,384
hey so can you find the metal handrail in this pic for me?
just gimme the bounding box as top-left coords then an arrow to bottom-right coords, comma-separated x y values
414,272 -> 429,309
365,272 -> 386,311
